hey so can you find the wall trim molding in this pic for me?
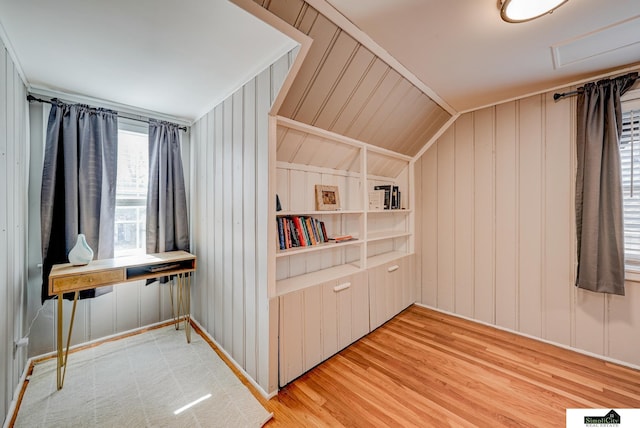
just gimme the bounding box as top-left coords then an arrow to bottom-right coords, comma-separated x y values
190,318 -> 276,400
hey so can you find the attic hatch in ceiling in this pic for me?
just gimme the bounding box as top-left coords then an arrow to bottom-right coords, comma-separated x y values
255,0 -> 453,158
552,16 -> 640,69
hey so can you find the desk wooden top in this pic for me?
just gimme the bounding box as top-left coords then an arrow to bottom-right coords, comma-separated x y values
49,251 -> 196,295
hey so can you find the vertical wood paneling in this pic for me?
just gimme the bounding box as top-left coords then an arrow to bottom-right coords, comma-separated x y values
454,114 -> 474,317
190,52 -> 292,394
574,290 -> 606,355
257,63 -> 275,391
413,157 -> 423,302
222,97 -> 234,350
517,95 -> 543,337
0,44 -> 28,423
473,108 -> 495,324
214,106 -> 225,342
416,82 -> 640,369
436,128 -> 455,312
421,144 -> 438,307
0,47 -> 10,420
608,286 -> 640,362
494,102 -> 518,330
543,92 -> 572,345
243,79 -> 258,379
232,90 -> 245,365
204,112 -> 213,330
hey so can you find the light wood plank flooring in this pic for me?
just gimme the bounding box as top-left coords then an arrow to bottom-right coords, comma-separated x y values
257,305 -> 640,427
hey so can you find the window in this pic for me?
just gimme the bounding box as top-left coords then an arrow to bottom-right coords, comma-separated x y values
621,90 -> 640,270
114,123 -> 148,257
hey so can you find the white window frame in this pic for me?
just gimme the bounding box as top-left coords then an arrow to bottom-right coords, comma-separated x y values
620,88 -> 640,279
114,118 -> 149,258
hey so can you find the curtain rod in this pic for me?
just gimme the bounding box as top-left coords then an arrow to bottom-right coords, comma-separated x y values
553,89 -> 581,101
553,71 -> 639,101
26,94 -> 188,132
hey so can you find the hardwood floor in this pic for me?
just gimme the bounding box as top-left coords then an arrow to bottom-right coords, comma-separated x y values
258,305 -> 640,427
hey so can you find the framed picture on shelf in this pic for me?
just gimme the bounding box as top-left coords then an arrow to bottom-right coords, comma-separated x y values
315,184 -> 340,211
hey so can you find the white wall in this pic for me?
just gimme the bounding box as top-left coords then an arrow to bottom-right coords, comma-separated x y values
190,51 -> 293,395
0,39 -> 28,423
415,85 -> 640,367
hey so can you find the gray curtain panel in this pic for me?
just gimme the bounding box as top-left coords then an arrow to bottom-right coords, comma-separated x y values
40,100 -> 118,302
575,72 -> 638,295
146,119 -> 189,262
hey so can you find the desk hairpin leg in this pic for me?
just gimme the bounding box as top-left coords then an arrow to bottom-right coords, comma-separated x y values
169,273 -> 191,343
56,291 -> 79,390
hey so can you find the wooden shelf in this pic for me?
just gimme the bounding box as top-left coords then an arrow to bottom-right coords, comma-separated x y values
276,263 -> 362,296
277,210 -> 364,217
367,231 -> 411,242
367,209 -> 412,214
276,239 -> 362,258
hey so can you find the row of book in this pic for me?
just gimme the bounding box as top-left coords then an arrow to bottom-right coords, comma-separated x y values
277,216 -> 329,250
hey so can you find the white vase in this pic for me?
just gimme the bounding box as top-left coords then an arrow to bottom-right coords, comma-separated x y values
68,233 -> 94,266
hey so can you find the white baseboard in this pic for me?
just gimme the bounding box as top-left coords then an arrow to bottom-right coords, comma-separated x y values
190,317 -> 276,400
414,302 -> 640,372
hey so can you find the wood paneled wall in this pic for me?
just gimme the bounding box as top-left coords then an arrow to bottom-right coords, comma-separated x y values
415,88 -> 640,367
0,40 -> 28,423
190,51 -> 294,395
253,0 -> 451,157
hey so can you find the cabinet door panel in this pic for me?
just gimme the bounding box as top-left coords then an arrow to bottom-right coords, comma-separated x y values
279,291 -> 304,385
335,278 -> 353,350
321,280 -> 338,358
303,285 -> 323,370
369,264 -> 386,330
350,271 -> 370,341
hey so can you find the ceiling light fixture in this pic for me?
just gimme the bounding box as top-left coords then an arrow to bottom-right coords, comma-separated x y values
500,0 -> 568,23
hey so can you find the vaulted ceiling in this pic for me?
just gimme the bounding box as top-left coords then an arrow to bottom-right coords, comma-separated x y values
252,0 -> 640,157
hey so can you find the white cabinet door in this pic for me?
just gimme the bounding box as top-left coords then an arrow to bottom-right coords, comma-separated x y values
324,271 -> 368,352
279,271 -> 369,386
369,254 -> 415,330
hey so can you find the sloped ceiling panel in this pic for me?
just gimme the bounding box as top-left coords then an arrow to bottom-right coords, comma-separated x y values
276,126 -> 361,173
254,0 -> 452,157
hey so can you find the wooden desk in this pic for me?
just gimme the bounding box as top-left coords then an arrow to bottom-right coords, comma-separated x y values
49,251 -> 196,390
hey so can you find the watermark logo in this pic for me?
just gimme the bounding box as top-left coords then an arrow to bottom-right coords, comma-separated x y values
567,408 -> 640,428
584,410 -> 620,426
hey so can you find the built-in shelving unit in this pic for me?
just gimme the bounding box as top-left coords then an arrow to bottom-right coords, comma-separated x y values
271,116 -> 414,298
271,116 -> 416,386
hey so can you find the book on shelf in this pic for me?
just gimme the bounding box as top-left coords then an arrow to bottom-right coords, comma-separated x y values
276,215 -> 329,250
374,185 -> 392,209
391,185 -> 399,209
292,216 -> 306,247
329,234 -> 356,243
277,217 -> 285,250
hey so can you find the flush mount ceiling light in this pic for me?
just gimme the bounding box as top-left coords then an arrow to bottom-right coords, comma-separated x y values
500,0 -> 568,23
